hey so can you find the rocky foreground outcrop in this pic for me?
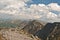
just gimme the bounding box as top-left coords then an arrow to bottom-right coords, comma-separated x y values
0,28 -> 40,40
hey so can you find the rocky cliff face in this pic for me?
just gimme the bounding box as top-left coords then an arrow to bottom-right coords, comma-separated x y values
35,22 -> 60,40
48,22 -> 60,40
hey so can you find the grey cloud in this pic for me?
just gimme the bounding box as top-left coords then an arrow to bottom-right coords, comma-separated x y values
0,3 -> 7,9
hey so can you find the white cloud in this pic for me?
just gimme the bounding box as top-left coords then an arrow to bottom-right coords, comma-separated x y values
48,3 -> 60,11
46,12 -> 57,19
0,0 -> 60,22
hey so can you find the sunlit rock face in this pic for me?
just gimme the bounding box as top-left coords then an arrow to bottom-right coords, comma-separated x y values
0,28 -> 34,40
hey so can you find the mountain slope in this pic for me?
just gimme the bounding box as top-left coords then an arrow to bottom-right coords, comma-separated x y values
21,20 -> 45,35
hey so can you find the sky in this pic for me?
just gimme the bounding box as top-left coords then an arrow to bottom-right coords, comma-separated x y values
0,0 -> 60,22
31,0 -> 60,5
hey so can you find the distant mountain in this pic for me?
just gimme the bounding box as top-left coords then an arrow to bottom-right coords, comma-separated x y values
21,20 -> 45,35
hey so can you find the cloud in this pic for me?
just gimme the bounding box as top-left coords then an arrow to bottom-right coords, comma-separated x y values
29,4 -> 59,21
48,3 -> 60,11
0,0 -> 60,22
